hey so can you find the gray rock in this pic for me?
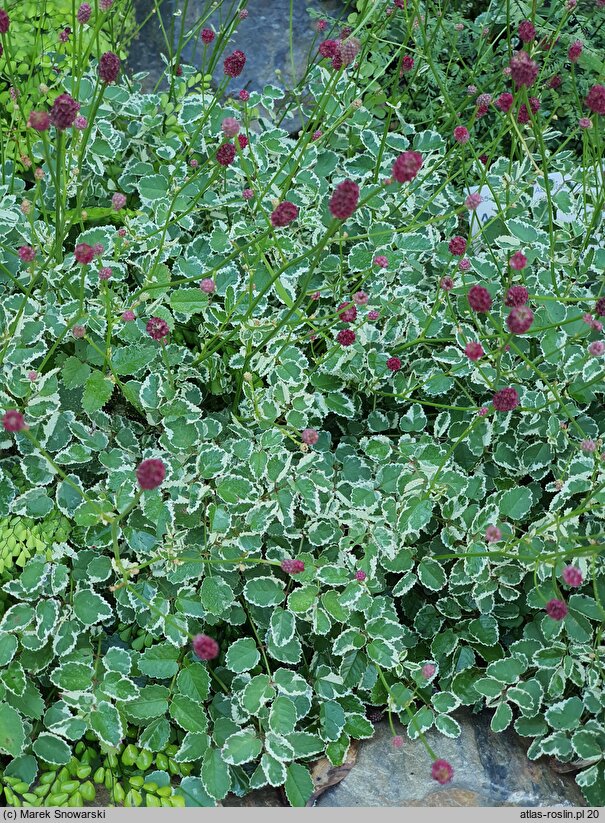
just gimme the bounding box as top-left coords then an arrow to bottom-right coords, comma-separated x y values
316,711 -> 586,807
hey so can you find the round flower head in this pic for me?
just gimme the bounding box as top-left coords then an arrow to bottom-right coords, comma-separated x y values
518,20 -> 536,42
99,0 -> 114,9
122,310 -> 135,322
459,258 -> 471,271
0,8 -> 9,33
401,55 -> 414,72
337,329 -> 356,346
391,736 -> 404,750
329,179 -> 360,220
146,317 -> 169,341
270,201 -> 298,228
281,558 -> 305,575
568,40 -> 582,63
579,117 -> 592,129
338,302 -> 357,323
50,93 -> 80,130
548,75 -> 562,90
386,356 -> 402,372
440,276 -> 454,291
485,525 -> 502,543
242,188 -> 254,200
507,305 -> 534,334
373,255 -> 388,268
368,310 -> 379,321
339,36 -> 361,66
74,243 -> 94,265
517,97 -> 540,124
200,278 -> 215,294
239,89 -> 250,102
74,115 -> 87,130
224,49 -> 246,78
112,192 -> 126,211
353,290 -> 369,305
509,50 -> 539,88
27,370 -> 38,381
237,134 -> 248,150
431,760 -> 454,785
495,92 -> 514,113
562,565 -> 583,587
589,341 -> 605,356
467,285 -> 492,313
355,570 -> 367,581
2,410 -> 26,432
510,251 -> 528,270
136,458 -> 166,490
465,342 -> 484,361
222,117 -> 240,137
505,285 -> 529,307
392,151 -> 423,183
28,111 -> 51,132
454,126 -> 470,144
422,663 -> 436,679
72,325 -> 86,339
545,598 -> 568,621
319,39 -> 339,58
586,85 -> 605,116
301,428 -> 319,445
312,129 -> 322,141
77,3 -> 91,23
98,51 -> 120,84
201,28 -> 214,44
99,267 -> 112,281
239,9 -> 248,19
465,192 -> 482,211
18,246 -> 36,263
92,243 -> 104,257
192,634 -> 219,661
449,236 -> 467,256
216,142 -> 236,167
595,297 -> 605,317
492,387 -> 520,412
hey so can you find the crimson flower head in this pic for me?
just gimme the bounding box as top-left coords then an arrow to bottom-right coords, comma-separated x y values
562,565 -> 583,587
222,117 -> 240,137
224,50 -> 246,78
448,236 -> 467,256
50,93 -> 80,130
18,246 -> 36,262
112,192 -> 126,211
301,428 -> 319,445
467,284 -> 492,313
373,255 -> 389,268
431,759 -> 454,785
355,570 -> 367,581
192,634 -> 219,661
237,134 -> 248,150
421,663 -> 436,679
465,342 -> 484,361
386,356 -> 402,372
200,278 -> 215,294
0,9 -> 9,33
392,736 -> 404,750
492,387 -> 520,412
510,251 -> 528,270
338,302 -> 357,323
77,3 -> 91,24
201,28 -> 214,44
28,111 -> 51,132
281,558 -> 305,575
495,92 -> 514,113
339,36 -> 361,66
319,39 -> 339,58
504,285 -> 529,307
2,410 -> 26,432
509,50 -> 539,88
353,290 -> 369,305
337,329 -> 356,346
518,20 -> 536,42
239,89 -> 250,102
568,40 -> 582,63
271,201 -> 298,228
401,54 -> 414,72
98,51 -> 120,83
329,179 -> 360,220
392,151 -> 422,183
216,142 -> 236,167
545,598 -> 568,621
586,85 -> 605,115
453,126 -> 470,144
74,243 -> 94,264
146,317 -> 169,341
136,458 -> 166,490
507,305 -> 534,334
440,276 -> 454,291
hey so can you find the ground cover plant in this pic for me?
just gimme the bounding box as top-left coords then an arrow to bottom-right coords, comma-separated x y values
0,0 -> 604,808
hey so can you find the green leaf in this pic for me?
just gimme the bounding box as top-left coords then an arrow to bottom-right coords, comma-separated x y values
73,589 -> 113,625
270,609 -> 296,647
0,634 -> 18,667
434,714 -> 461,738
225,638 -> 261,673
175,732 -> 210,763
200,577 -> 235,615
490,701 -> 513,733
122,685 -> 169,720
50,662 -> 92,692
82,370 -> 114,414
269,696 -> 298,736
33,733 -> 71,765
89,701 -> 123,747
138,717 -> 171,752
169,696 -> 209,733
243,576 -> 285,608
139,643 -> 180,680
201,746 -> 231,800
170,288 -> 209,319
417,558 -> 447,591
61,356 -> 91,389
499,487 -> 534,520
319,701 -> 346,742
176,666 -> 210,702
284,762 -> 314,807
221,728 -> 263,766
545,697 -> 584,731
0,702 -> 25,757
177,776 -> 216,807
